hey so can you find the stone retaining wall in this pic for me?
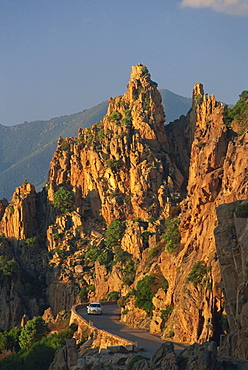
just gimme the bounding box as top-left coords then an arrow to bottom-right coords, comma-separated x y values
70,302 -> 137,351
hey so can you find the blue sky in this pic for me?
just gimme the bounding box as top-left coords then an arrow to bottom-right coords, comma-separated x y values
0,0 -> 247,126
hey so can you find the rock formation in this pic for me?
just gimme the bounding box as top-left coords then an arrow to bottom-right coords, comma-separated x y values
0,64 -> 247,359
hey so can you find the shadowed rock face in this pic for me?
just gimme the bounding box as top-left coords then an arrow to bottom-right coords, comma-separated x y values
0,64 -> 247,360
215,200 -> 248,359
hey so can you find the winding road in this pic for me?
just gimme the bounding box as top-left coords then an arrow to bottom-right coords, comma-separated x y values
77,304 -> 185,358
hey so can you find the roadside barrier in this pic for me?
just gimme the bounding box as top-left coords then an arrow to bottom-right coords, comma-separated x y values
70,302 -> 137,351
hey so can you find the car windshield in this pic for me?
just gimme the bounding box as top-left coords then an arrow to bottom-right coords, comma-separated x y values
90,304 -> 101,307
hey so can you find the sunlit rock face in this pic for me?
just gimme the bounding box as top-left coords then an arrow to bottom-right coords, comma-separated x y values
0,64 -> 247,360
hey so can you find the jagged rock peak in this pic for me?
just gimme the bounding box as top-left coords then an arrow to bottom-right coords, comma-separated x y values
193,82 -> 204,98
130,63 -> 152,82
127,63 -> 158,89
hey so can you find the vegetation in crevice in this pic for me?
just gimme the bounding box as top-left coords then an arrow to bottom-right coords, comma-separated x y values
162,217 -> 181,254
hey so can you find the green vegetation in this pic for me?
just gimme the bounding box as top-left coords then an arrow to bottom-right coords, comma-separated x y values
187,261 -> 208,288
127,354 -> 148,370
141,230 -> 152,247
162,218 -> 181,254
53,186 -> 75,213
0,327 -> 21,353
194,94 -> 203,106
0,256 -> 17,282
121,109 -> 132,126
122,260 -> 136,286
108,111 -> 122,123
53,247 -> 66,259
52,232 -> 64,240
148,246 -> 158,259
134,275 -> 157,314
0,91 -> 191,201
19,317 -> 49,350
114,247 -> 131,264
224,90 -> 248,130
107,291 -> 120,301
133,217 -> 143,222
0,317 -> 76,370
78,288 -> 87,300
104,219 -> 126,247
85,246 -> 114,268
235,202 -> 248,218
161,306 -> 174,322
60,139 -> 70,152
25,237 -> 39,248
105,158 -> 122,168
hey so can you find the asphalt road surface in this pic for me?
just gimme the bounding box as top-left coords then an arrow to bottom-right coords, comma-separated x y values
77,304 -> 185,358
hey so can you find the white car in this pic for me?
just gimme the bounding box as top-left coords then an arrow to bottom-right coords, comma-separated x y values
87,302 -> 102,315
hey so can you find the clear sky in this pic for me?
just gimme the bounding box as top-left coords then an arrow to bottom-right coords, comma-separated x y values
0,0 -> 247,126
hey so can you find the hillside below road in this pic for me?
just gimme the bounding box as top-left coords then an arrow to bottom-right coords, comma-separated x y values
77,304 -> 186,358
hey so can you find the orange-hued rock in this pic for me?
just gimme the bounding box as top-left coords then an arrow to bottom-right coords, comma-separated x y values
0,183 -> 37,242
0,64 -> 247,359
46,64 -> 182,225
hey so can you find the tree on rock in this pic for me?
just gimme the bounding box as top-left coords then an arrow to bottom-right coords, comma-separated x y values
19,317 -> 49,350
53,186 -> 75,213
105,219 -> 126,247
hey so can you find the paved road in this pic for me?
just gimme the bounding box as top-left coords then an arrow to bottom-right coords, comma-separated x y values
77,304 -> 185,358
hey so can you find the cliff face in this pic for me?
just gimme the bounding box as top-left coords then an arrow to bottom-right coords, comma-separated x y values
0,64 -> 247,358
215,200 -> 248,359
46,64 -> 183,225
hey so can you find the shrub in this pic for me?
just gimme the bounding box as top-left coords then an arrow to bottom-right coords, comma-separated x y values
53,187 -> 75,213
134,275 -> 157,314
148,217 -> 157,223
0,256 -> 17,282
148,247 -> 158,259
105,219 -> 126,247
60,139 -> 70,151
133,217 -> 143,222
85,246 -> 113,267
224,91 -> 248,128
25,237 -> 39,248
142,231 -> 152,248
52,232 -> 64,240
0,328 -> 74,370
107,291 -> 120,301
85,247 -> 101,263
122,260 -> 136,286
0,328 -> 21,353
109,111 -> 122,122
195,94 -> 203,106
78,288 -> 87,300
187,261 -> 208,288
19,317 -> 50,350
87,285 -> 95,292
106,158 -> 122,168
97,249 -> 114,266
162,218 -> 181,254
161,306 -> 174,322
235,202 -> 248,218
114,247 -> 131,264
53,247 -> 66,258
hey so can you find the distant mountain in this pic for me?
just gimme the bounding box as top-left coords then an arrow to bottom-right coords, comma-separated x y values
0,90 -> 191,200
159,89 -> 192,123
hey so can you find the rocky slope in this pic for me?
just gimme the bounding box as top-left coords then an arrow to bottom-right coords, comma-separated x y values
0,64 -> 247,359
0,90 -> 191,201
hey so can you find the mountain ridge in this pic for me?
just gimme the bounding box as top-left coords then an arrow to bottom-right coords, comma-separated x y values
0,90 -> 191,200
